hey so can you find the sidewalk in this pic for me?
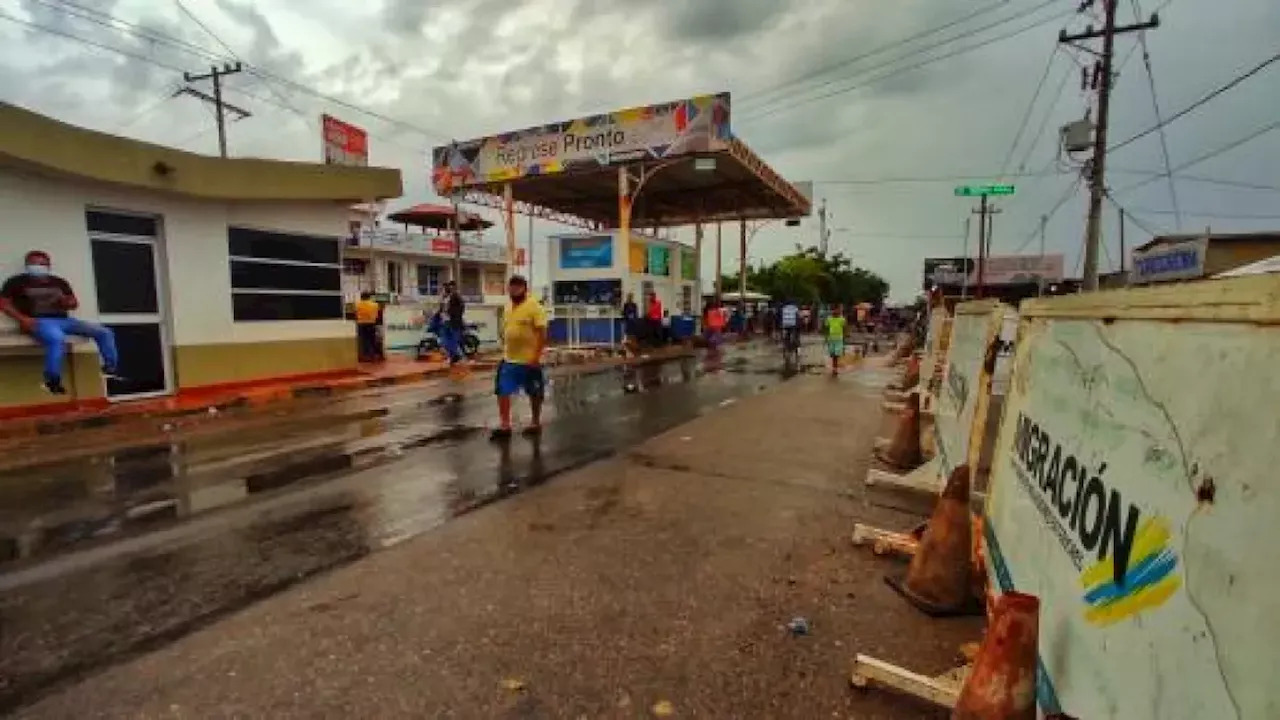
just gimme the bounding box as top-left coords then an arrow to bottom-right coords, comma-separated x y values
0,345 -> 697,473
16,362 -> 980,718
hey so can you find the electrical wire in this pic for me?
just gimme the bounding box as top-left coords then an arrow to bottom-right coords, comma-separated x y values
1122,208 -> 1280,221
1115,118 -> 1280,195
737,0 -> 1049,111
109,83 -> 180,133
1015,58 -> 1075,174
1130,0 -> 1181,230
10,0 -> 450,141
26,0 -> 229,63
998,46 -> 1059,179
171,0 -> 311,131
741,5 -> 1074,123
1010,177 -> 1082,254
1109,49 -> 1280,153
1104,191 -> 1164,236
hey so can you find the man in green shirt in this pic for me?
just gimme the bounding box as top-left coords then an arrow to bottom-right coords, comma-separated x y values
824,305 -> 848,376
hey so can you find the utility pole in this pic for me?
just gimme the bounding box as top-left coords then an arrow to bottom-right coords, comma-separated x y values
1117,205 -> 1127,276
181,62 -> 246,158
818,198 -> 829,256
961,216 -> 971,299
715,222 -> 723,301
1060,1 -> 1160,291
739,218 -> 748,311
1038,214 -> 1048,297
971,196 -> 1002,299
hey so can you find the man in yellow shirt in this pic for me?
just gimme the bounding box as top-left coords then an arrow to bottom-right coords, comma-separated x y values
492,275 -> 548,439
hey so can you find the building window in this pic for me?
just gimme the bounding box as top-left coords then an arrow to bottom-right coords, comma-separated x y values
461,266 -> 482,299
417,264 -> 443,296
227,226 -> 342,321
386,261 -> 404,295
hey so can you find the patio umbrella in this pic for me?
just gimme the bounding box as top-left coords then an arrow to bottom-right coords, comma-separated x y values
386,203 -> 493,232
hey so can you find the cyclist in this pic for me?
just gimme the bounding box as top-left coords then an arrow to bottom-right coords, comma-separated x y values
779,298 -> 800,359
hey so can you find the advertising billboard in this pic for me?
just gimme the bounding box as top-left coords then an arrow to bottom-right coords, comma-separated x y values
431,93 -> 732,195
322,114 -> 369,167
923,254 -> 1064,290
648,245 -> 670,276
681,249 -> 697,281
559,235 -> 614,270
1130,238 -> 1207,284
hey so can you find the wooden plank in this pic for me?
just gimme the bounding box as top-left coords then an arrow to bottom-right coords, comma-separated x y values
865,463 -> 942,494
851,523 -> 919,556
850,655 -> 963,709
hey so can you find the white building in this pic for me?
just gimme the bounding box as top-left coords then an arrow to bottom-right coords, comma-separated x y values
0,102 -> 401,413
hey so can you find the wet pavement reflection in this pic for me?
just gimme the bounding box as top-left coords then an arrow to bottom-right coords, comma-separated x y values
0,344 -> 803,712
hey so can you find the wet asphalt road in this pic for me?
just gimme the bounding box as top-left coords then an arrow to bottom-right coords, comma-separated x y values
0,342 -> 823,712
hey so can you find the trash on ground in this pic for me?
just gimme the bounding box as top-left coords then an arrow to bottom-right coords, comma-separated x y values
651,699 -> 675,717
499,677 -> 526,692
786,616 -> 810,635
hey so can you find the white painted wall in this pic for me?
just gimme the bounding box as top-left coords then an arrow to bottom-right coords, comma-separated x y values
0,168 -> 355,348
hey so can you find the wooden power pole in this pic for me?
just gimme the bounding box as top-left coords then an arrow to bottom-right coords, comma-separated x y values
1060,1 -> 1159,291
971,196 -> 1001,299
181,62 -> 247,158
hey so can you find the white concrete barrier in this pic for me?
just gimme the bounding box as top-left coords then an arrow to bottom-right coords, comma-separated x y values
983,275 -> 1280,719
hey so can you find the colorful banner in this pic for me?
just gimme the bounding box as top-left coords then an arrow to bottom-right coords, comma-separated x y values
559,235 -> 614,270
629,241 -> 646,273
322,114 -> 368,167
680,249 -> 697,281
648,245 -> 670,276
431,93 -> 732,194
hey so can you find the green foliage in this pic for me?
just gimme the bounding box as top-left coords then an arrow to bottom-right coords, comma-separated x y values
719,246 -> 890,306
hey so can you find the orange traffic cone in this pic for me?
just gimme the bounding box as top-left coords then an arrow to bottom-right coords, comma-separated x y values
952,591 -> 1040,719
887,465 -> 979,615
876,393 -> 924,471
894,355 -> 921,390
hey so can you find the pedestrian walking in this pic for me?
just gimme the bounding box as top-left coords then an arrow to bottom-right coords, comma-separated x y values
824,305 -> 848,376
491,275 -> 548,439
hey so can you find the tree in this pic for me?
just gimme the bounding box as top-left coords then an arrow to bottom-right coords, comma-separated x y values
719,247 -> 889,307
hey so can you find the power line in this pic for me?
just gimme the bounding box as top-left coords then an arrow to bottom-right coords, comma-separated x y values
1104,191 -> 1164,236
1010,177 -> 1082,254
1109,49 -> 1280,153
109,84 -> 180,133
171,0 -> 310,128
1115,118 -> 1280,195
740,3 -> 1073,122
1122,207 -> 1280,221
1015,59 -> 1075,174
27,0 -> 228,64
12,1 -> 450,141
1130,0 -> 1180,230
736,0 -> 1025,109
999,46 -> 1060,179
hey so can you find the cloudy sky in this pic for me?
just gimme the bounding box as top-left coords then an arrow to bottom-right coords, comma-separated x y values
2,0 -> 1278,300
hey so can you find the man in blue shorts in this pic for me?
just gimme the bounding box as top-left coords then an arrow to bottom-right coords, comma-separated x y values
491,275 -> 548,439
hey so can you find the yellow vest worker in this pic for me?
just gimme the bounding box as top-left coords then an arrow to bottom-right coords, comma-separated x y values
354,298 -> 380,325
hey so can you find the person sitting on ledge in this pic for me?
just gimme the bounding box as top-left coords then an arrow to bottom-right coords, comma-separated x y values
0,250 -> 120,395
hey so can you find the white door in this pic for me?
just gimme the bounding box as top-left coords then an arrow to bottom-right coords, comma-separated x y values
85,209 -> 173,400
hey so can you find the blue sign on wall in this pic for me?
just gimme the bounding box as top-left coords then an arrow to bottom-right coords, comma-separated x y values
559,236 -> 613,269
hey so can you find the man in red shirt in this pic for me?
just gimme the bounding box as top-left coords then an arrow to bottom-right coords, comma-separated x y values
1,250 -> 120,394
645,292 -> 663,347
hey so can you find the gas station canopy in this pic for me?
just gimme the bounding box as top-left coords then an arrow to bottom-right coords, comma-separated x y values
431,93 -> 810,229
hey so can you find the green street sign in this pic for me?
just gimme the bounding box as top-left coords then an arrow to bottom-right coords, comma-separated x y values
954,184 -> 1016,197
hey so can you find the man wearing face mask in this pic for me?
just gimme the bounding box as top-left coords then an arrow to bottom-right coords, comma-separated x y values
491,274 -> 547,439
1,250 -> 120,394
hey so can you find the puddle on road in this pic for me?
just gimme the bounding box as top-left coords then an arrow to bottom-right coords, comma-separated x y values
0,348 -> 796,712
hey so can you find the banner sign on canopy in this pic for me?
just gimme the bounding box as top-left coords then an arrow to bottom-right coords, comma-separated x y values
321,114 -> 369,167
984,276 -> 1280,718
430,93 -> 732,194
558,235 -> 614,269
648,245 -> 670,276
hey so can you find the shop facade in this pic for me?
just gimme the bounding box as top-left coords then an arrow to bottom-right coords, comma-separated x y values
545,231 -> 699,344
